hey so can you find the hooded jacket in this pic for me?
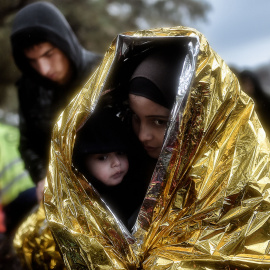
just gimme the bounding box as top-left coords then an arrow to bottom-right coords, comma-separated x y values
15,26 -> 270,269
10,2 -> 101,184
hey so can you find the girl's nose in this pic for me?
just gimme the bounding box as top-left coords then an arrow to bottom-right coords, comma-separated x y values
138,124 -> 152,143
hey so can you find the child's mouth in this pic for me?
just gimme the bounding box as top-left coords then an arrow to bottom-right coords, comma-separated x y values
112,171 -> 122,179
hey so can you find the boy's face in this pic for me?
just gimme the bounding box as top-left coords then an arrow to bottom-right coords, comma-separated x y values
86,152 -> 129,186
24,41 -> 73,85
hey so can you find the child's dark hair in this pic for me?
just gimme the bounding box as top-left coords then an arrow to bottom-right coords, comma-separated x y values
72,105 -> 130,177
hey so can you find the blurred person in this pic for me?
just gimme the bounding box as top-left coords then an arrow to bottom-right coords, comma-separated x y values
0,122 -> 34,269
0,205 -> 5,233
10,1 -> 102,201
238,70 -> 270,136
0,122 -> 35,234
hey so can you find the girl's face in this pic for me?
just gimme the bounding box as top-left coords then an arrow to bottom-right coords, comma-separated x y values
129,94 -> 170,159
86,152 -> 129,186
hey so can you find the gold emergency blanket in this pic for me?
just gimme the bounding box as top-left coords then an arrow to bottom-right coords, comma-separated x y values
13,204 -> 65,269
44,26 -> 270,269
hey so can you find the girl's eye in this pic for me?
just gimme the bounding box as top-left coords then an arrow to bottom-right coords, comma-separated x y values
154,119 -> 167,126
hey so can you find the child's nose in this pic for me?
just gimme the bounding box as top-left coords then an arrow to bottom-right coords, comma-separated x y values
112,155 -> 121,167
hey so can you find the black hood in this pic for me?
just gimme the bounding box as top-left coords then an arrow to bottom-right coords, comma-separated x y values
11,1 -> 88,81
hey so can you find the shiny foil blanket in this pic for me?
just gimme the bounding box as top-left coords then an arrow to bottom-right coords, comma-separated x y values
42,26 -> 270,269
13,204 -> 65,269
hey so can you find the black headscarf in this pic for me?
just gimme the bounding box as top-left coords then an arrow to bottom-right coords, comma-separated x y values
129,47 -> 185,109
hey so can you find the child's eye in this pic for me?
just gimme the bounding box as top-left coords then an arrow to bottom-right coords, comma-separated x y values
98,155 -> 108,161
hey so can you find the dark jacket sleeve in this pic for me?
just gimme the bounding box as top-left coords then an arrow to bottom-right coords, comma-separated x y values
17,79 -> 49,184
18,108 -> 48,184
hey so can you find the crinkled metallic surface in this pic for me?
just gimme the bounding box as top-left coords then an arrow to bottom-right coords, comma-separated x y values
13,204 -> 65,269
44,26 -> 270,269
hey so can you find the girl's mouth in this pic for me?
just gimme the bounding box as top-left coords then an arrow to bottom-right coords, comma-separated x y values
144,145 -> 156,152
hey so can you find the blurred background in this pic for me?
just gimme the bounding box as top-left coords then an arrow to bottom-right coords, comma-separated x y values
1,0 -> 270,126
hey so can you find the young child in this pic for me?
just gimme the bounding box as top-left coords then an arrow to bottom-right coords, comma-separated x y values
85,150 -> 129,187
72,106 -> 133,226
73,106 -> 130,183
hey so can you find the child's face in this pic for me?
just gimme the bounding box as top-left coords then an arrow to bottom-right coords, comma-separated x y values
86,152 -> 129,186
